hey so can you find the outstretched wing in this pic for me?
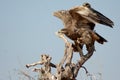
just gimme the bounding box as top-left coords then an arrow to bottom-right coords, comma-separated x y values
70,3 -> 114,28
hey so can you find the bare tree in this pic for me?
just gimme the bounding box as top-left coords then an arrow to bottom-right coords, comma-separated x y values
26,31 -> 94,80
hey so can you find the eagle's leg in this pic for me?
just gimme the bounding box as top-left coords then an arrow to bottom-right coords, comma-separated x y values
77,43 -> 84,57
73,41 -> 84,57
84,43 -> 95,59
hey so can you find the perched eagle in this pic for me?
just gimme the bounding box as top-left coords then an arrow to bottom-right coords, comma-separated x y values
53,3 -> 114,52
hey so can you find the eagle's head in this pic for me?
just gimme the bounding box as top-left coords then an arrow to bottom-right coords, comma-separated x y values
82,2 -> 91,8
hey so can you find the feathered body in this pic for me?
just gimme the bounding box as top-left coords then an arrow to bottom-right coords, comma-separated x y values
53,3 -> 114,52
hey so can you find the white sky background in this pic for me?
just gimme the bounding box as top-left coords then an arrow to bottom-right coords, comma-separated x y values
0,0 -> 120,80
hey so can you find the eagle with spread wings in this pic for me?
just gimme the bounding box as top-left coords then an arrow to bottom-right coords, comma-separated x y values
53,2 -> 114,52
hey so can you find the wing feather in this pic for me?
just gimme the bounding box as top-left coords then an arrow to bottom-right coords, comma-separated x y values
72,4 -> 114,28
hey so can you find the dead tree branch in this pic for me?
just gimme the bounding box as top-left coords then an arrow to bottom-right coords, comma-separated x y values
20,70 -> 35,80
26,54 -> 57,80
56,31 -> 94,79
26,32 -> 95,80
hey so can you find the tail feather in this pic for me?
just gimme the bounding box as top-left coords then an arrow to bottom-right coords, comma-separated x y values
94,32 -> 107,44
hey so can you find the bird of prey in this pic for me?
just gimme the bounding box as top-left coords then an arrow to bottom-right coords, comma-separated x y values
53,2 -> 114,52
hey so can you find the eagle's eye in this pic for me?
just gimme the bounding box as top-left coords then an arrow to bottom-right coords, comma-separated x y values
83,2 -> 91,8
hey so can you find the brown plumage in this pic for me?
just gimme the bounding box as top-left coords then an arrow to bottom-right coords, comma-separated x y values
70,3 -> 114,28
53,2 -> 113,52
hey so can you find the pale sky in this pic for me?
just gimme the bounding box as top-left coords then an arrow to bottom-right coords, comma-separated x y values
0,0 -> 120,80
